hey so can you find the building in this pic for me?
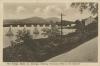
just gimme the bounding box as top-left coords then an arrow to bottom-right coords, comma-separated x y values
82,16 -> 97,26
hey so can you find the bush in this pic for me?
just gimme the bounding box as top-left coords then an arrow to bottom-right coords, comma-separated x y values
15,28 -> 33,45
42,23 -> 60,41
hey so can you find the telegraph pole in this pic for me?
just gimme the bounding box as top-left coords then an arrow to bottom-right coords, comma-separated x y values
61,13 -> 63,37
61,13 -> 63,44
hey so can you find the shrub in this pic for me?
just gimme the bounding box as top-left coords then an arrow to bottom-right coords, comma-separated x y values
15,28 -> 33,45
6,27 -> 14,37
33,27 -> 39,34
42,22 -> 60,41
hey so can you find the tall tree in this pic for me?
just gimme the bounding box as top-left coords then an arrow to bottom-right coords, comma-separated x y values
71,2 -> 98,15
71,2 -> 98,33
33,27 -> 39,39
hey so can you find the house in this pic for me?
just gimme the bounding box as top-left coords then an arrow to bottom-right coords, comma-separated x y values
82,16 -> 97,26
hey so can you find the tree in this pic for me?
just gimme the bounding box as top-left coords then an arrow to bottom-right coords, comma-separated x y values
6,27 -> 14,46
71,2 -> 98,33
71,2 -> 98,15
50,22 -> 60,38
42,22 -> 60,40
41,28 -> 51,37
15,28 -> 32,45
33,27 -> 39,39
6,27 -> 14,37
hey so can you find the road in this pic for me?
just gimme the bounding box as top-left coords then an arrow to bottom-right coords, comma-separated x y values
46,37 -> 98,62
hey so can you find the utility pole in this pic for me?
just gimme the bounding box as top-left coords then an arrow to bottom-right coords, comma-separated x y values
61,13 -> 63,36
61,13 -> 63,44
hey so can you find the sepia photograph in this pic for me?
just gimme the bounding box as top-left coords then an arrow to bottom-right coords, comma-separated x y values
3,2 -> 98,62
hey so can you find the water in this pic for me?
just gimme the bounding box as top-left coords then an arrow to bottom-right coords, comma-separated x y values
3,27 -> 76,48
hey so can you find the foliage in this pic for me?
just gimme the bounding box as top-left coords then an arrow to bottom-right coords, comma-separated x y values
75,20 -> 85,32
33,27 -> 39,34
15,28 -> 33,45
6,27 -> 14,37
71,2 -> 98,15
41,22 -> 60,39
41,28 -> 51,37
50,22 -> 60,37
4,22 -> 98,62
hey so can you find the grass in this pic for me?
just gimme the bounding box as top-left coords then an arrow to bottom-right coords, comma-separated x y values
3,22 -> 98,62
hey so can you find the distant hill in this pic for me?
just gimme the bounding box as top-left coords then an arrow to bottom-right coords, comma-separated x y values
3,17 -> 49,26
3,16 -> 75,27
22,17 -> 49,24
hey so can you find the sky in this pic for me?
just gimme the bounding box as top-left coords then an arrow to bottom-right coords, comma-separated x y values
4,2 -> 92,21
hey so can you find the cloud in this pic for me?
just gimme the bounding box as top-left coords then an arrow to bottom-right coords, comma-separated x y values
16,6 -> 25,14
33,8 -> 43,17
33,8 -> 42,15
32,5 -> 63,18
43,5 -> 63,17
34,8 -> 41,13
65,2 -> 71,9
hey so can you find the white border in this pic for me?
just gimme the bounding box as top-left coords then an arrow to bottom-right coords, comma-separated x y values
0,0 -> 100,66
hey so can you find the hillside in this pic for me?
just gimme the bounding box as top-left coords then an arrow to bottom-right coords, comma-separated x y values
3,16 -> 74,27
3,17 -> 49,26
